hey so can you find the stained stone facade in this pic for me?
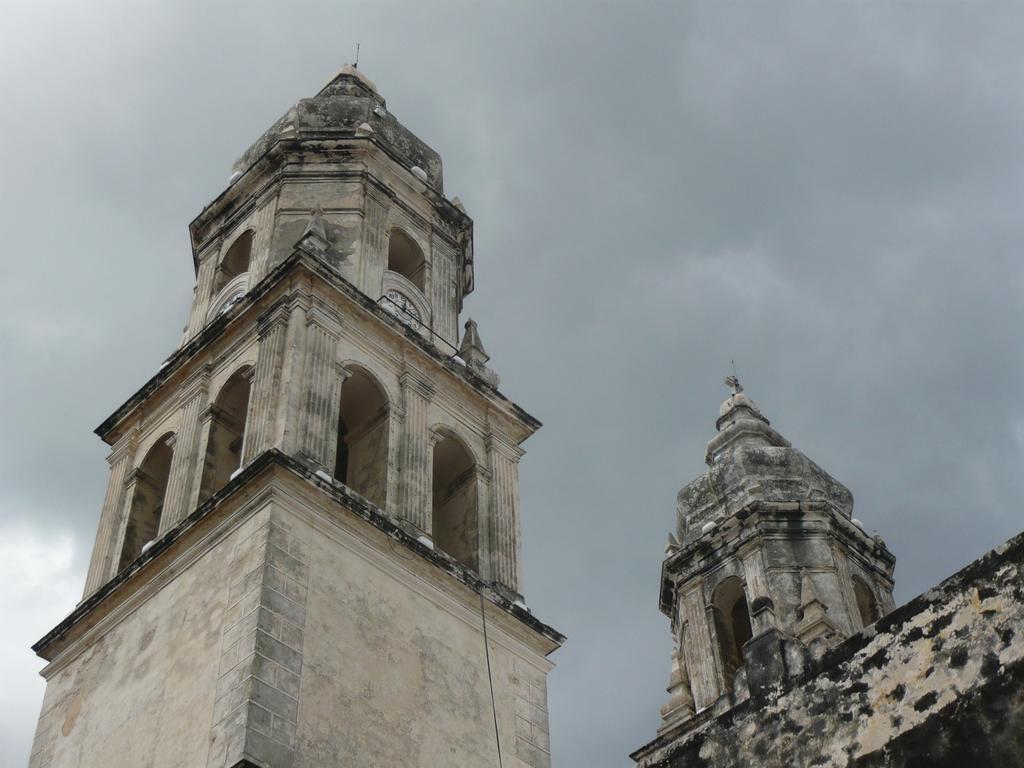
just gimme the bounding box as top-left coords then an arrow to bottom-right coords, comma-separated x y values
29,66 -> 562,768
632,381 -> 1024,767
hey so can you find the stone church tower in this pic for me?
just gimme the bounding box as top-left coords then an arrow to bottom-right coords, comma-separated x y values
641,379 -> 896,744
29,66 -> 561,768
631,381 -> 1024,766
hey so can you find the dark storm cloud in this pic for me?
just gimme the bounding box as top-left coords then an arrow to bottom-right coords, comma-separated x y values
3,2 -> 1024,766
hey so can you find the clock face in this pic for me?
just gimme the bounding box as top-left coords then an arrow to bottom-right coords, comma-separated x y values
383,290 -> 421,329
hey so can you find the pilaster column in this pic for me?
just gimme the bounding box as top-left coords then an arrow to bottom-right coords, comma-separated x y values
82,433 -> 137,597
831,545 -> 862,635
485,432 -> 524,595
244,302 -> 290,460
297,306 -> 342,469
160,367 -> 211,533
278,294 -> 310,455
237,366 -> 257,466
397,370 -> 434,533
110,465 -> 146,576
248,193 -> 279,284
384,403 -> 404,514
189,404 -> 216,510
183,242 -> 220,342
679,581 -> 720,709
740,545 -> 775,635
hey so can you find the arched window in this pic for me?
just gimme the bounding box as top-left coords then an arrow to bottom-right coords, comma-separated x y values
118,434 -> 174,570
431,432 -> 479,570
335,369 -> 389,507
199,368 -> 252,502
213,231 -> 254,296
854,577 -> 879,627
386,229 -> 426,292
711,576 -> 753,691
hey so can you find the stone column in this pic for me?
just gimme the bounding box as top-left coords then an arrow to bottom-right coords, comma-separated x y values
183,242 -> 220,342
384,404 -> 404,514
679,581 -> 719,710
160,368 -> 211,533
110,465 -> 147,575
486,432 -> 524,595
397,370 -> 434,534
189,405 -> 216,511
237,367 -> 257,467
278,294 -> 310,455
82,433 -> 137,597
248,193 -> 279,284
831,545 -> 862,635
297,307 -> 342,469
244,302 -> 290,460
740,546 -> 776,635
360,189 -> 388,296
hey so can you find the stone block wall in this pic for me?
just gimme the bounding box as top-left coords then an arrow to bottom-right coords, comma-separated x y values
207,511 -> 310,768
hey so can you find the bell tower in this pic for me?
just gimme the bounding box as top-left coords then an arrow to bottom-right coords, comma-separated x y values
637,379 -> 895,754
29,66 -> 562,768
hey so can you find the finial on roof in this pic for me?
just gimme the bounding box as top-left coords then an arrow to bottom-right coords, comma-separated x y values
458,319 -> 499,387
458,319 -> 490,367
724,359 -> 744,395
717,375 -> 766,428
705,373 -> 790,463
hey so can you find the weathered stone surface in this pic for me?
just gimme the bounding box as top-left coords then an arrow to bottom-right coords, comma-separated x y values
635,382 -> 1024,767
31,456 -> 562,768
633,529 -> 1024,767
29,66 -> 561,768
653,386 -> 896,719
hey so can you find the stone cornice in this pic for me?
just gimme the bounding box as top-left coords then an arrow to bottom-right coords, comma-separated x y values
486,431 -> 526,461
399,368 -> 436,401
658,501 -> 896,617
177,364 -> 211,405
190,138 -> 472,267
95,248 -> 540,443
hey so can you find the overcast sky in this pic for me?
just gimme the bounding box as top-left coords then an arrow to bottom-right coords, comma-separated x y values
3,1 -> 1024,765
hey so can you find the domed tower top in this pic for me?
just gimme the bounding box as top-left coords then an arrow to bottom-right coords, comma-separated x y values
675,376 -> 856,546
231,63 -> 445,192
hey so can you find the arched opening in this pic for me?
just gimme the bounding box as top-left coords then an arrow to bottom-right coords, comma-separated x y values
213,230 -> 254,295
711,576 -> 753,691
118,434 -> 174,571
431,432 -> 478,570
334,369 -> 389,507
854,577 -> 879,627
199,368 -> 252,502
386,229 -> 426,291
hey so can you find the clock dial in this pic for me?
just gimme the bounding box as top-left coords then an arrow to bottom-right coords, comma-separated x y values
383,290 -> 422,329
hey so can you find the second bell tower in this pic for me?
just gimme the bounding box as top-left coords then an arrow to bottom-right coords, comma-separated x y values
641,378 -> 895,751
29,66 -> 562,768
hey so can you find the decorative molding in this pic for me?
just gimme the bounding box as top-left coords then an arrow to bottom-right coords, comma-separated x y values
399,369 -> 435,401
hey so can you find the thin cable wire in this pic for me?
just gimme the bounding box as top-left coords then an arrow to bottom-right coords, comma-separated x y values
480,592 -> 504,768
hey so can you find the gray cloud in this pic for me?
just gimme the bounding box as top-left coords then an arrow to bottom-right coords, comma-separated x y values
3,2 -> 1024,765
